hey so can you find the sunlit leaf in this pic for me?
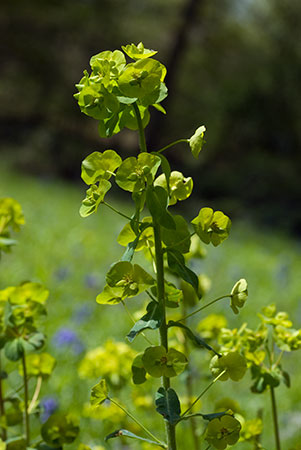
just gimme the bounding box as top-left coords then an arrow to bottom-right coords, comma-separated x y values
189,126 -> 206,158
90,379 -> 108,407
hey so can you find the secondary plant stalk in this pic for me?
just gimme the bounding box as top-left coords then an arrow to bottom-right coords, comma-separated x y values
133,102 -> 147,153
270,386 -> 281,450
22,352 -> 30,447
153,222 -> 177,450
0,353 -> 7,441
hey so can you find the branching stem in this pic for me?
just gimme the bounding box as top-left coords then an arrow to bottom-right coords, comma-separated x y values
109,398 -> 166,448
179,296 -> 230,322
157,139 -> 189,154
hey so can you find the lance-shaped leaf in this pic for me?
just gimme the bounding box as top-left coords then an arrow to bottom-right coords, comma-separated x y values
142,346 -> 187,378
166,248 -> 199,293
179,410 -> 229,423
121,236 -> 140,262
162,215 -> 191,254
131,353 -> 147,385
90,379 -> 108,407
155,171 -> 193,206
122,42 -> 158,60
152,153 -> 171,195
168,321 -> 221,357
106,261 -> 155,299
191,207 -> 231,247
105,429 -> 166,448
116,153 -> 161,192
80,180 -> 111,217
155,387 -> 181,425
81,150 -> 122,185
189,125 -> 206,158
127,301 -> 163,342
210,352 -> 247,382
146,186 -> 175,230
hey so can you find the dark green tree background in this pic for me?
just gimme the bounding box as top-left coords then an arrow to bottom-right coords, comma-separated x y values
1,0 -> 300,231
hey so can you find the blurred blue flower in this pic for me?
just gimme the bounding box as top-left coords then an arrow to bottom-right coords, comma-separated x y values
84,273 -> 99,289
52,328 -> 85,355
54,266 -> 70,281
72,303 -> 95,324
40,396 -> 58,423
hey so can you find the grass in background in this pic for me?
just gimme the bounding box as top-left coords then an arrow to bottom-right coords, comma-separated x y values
1,167 -> 300,448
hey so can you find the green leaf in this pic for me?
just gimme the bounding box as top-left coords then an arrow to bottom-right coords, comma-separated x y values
41,413 -> 79,447
4,339 -> 24,361
120,236 -> 140,262
96,284 -> 124,305
127,301 -> 163,342
23,332 -> 45,352
166,248 -> 199,292
122,42 -> 158,60
210,352 -> 247,382
90,379 -> 108,407
191,207 -> 231,246
155,171 -> 193,206
105,429 -> 164,447
167,321 -> 221,356
81,150 -> 122,185
131,353 -> 147,385
146,186 -> 175,230
155,387 -> 181,425
5,437 -> 26,450
189,125 -> 206,158
80,180 -> 111,217
162,215 -> 191,254
116,153 -> 161,192
142,346 -> 187,378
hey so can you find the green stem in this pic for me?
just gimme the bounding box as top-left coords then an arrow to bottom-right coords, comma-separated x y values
102,201 -> 133,221
181,370 -> 227,417
109,398 -> 166,448
153,222 -> 177,450
28,376 -> 42,413
133,102 -> 147,153
179,296 -> 231,322
270,387 -> 281,450
157,139 -> 189,154
0,353 -> 7,441
22,352 -> 30,446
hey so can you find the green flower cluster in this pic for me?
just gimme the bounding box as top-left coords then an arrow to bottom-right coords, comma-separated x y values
0,197 -> 25,255
74,42 -> 167,138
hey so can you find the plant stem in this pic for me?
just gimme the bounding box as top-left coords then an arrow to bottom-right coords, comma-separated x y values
109,398 -> 166,448
22,352 -> 30,447
157,139 -> 189,154
133,102 -> 147,153
28,376 -> 42,413
179,296 -> 230,322
153,222 -> 177,450
102,201 -> 133,221
181,370 -> 227,417
270,387 -> 281,450
0,353 -> 7,441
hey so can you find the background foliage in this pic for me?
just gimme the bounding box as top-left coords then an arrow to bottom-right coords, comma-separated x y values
1,0 -> 301,231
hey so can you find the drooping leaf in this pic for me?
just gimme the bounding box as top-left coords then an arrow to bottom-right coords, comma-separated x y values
189,126 -> 206,158
155,387 -> 181,425
90,379 -> 108,407
4,339 -> 24,361
166,248 -> 199,292
120,236 -> 140,262
131,353 -> 147,385
146,186 -> 175,230
105,429 -> 166,448
127,301 -> 163,342
167,321 -> 221,356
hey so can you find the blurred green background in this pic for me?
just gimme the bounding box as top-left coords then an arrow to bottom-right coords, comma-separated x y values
1,0 -> 301,448
1,0 -> 301,231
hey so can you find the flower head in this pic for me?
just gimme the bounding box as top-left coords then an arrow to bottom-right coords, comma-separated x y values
205,414 -> 241,449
